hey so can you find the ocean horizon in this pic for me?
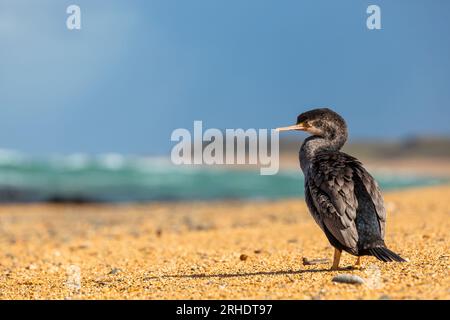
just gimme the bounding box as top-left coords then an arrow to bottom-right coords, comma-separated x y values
0,149 -> 447,203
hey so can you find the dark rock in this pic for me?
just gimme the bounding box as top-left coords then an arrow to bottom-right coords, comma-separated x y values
239,254 -> 248,261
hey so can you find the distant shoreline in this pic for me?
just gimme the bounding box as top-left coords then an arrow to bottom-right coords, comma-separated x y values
278,154 -> 450,178
1,140 -> 449,203
1,181 -> 448,205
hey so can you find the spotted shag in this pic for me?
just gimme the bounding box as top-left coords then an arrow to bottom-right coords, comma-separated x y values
277,108 -> 406,270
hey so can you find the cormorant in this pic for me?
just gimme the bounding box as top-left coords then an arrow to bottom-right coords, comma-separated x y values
277,108 -> 406,270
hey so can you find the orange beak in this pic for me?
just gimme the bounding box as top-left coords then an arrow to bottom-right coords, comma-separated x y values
275,123 -> 307,132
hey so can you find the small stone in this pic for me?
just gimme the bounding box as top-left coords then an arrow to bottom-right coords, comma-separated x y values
302,257 -> 330,265
254,250 -> 262,254
239,254 -> 248,261
77,243 -> 90,249
27,263 -> 38,270
94,278 -> 108,286
332,274 -> 365,285
109,268 -> 122,275
156,229 -> 162,237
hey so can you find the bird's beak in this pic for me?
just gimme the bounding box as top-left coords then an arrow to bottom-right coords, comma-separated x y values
275,123 -> 306,132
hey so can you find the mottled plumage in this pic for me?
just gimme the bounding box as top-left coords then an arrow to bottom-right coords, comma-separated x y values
305,151 -> 385,255
277,108 -> 405,269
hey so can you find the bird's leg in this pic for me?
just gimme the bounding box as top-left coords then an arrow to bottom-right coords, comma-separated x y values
354,256 -> 362,269
331,248 -> 341,271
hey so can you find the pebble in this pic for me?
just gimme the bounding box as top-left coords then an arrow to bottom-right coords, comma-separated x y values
27,264 -> 38,270
239,254 -> 248,261
332,274 -> 365,285
109,268 -> 122,275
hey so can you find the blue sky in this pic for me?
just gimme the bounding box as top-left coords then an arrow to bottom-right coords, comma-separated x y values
0,0 -> 449,155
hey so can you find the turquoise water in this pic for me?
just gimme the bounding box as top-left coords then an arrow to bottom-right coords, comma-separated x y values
0,150 -> 447,203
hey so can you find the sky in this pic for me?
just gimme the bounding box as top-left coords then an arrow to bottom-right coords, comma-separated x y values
0,0 -> 449,155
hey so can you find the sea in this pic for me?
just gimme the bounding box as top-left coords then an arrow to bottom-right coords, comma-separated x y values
0,149 -> 447,203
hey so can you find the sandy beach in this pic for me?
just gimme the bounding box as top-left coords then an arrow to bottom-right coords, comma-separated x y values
0,185 -> 448,300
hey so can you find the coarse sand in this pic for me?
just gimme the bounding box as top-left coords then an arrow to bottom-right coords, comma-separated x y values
0,186 -> 448,299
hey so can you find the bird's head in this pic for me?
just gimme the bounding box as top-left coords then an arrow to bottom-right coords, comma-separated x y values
276,108 -> 347,141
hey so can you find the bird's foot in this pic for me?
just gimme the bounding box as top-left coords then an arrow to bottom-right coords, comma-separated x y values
350,257 -> 363,270
331,265 -> 356,271
330,266 -> 343,271
331,266 -> 364,271
330,248 -> 342,271
348,265 -> 364,270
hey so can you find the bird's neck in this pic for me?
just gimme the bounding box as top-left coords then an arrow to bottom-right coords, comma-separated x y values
299,134 -> 347,173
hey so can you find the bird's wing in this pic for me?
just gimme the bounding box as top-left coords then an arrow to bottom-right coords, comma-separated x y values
352,165 -> 386,238
307,152 -> 360,251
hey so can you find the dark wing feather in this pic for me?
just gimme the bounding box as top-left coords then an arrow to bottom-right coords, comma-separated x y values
352,165 -> 386,238
306,152 -> 360,252
306,152 -> 387,252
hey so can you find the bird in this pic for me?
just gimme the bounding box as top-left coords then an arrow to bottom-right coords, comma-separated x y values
276,108 -> 406,270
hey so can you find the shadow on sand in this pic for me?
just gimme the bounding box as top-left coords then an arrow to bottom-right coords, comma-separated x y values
145,268 -> 331,280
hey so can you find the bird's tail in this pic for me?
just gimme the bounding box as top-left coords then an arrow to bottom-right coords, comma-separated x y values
368,246 -> 406,262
